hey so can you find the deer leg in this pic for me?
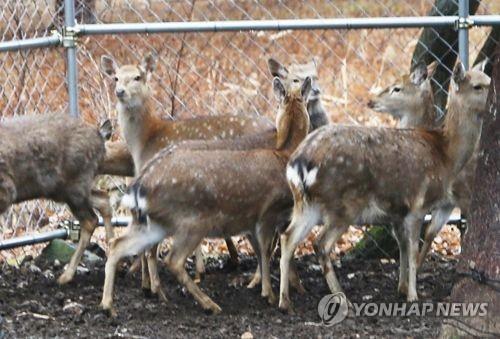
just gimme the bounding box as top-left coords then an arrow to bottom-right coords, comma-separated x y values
165,229 -> 222,314
246,235 -> 261,289
90,189 -> 114,243
225,236 -> 239,268
255,221 -> 278,305
404,213 -> 423,302
418,204 -> 453,269
313,223 -> 348,294
101,224 -> 165,317
57,218 -> 95,285
194,244 -> 205,283
392,223 -> 409,296
146,243 -> 167,302
279,210 -> 318,312
141,252 -> 151,295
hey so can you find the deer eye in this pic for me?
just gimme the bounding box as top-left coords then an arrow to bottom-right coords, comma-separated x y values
392,86 -> 401,93
473,85 -> 482,90
293,79 -> 300,83
134,75 -> 142,81
113,76 -> 118,82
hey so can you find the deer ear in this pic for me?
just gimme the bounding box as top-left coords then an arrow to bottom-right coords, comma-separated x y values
453,61 -> 467,85
101,55 -> 117,77
141,53 -> 157,74
268,58 -> 289,79
410,62 -> 428,85
301,76 -> 312,100
472,58 -> 488,73
273,77 -> 286,100
99,119 -> 113,141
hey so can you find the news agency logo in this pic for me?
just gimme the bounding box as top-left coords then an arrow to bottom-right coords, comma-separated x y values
318,293 -> 488,327
317,292 -> 349,326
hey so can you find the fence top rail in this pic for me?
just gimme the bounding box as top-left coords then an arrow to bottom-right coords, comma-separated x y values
78,16 -> 461,35
0,34 -> 61,53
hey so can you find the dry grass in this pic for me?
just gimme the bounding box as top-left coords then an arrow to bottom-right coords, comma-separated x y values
0,0 -> 496,263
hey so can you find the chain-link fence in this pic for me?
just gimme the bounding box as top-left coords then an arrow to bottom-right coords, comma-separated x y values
0,0 -> 499,264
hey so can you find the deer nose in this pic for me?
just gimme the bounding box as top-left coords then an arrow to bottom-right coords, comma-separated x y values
116,89 -> 125,98
312,88 -> 321,95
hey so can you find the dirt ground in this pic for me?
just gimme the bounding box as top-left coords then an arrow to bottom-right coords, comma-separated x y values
0,252 -> 459,338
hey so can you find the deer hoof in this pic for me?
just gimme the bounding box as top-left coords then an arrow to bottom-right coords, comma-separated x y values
57,272 -> 73,285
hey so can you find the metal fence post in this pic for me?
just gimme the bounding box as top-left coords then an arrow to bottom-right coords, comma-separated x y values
458,0 -> 470,69
64,0 -> 79,117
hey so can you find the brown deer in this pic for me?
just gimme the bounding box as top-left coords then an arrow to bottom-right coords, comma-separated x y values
0,114 -> 113,285
99,53 -> 330,290
99,76 -> 312,316
368,62 -> 438,129
278,62 -> 489,311
98,56 -> 329,180
368,61 -> 488,268
100,53 -> 275,293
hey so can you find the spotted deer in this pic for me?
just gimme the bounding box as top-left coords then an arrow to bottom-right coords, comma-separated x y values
98,53 -> 331,289
99,76 -> 312,316
278,62 -> 489,311
368,61 -> 488,268
0,114 -> 113,285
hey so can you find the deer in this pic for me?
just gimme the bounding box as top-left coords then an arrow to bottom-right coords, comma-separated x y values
0,113 -> 114,285
98,53 -> 331,291
278,62 -> 490,312
268,57 -> 329,131
367,60 -> 488,269
99,75 -> 312,316
367,62 -> 439,129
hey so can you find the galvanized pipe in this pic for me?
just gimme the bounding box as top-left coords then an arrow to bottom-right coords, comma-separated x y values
77,16 -> 460,35
470,15 -> 500,26
64,0 -> 79,117
458,0 -> 470,69
0,34 -> 61,53
0,229 -> 69,251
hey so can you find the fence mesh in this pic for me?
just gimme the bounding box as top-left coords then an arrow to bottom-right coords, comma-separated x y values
0,0 -> 498,265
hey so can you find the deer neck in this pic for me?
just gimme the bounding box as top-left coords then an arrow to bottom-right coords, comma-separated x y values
278,100 -> 310,158
442,98 -> 482,177
399,90 -> 437,129
117,98 -> 163,167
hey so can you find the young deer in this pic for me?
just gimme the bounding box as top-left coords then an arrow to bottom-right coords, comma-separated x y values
100,53 -> 276,292
268,57 -> 329,131
99,53 -> 330,289
100,76 -> 312,316
368,61 -> 487,268
0,114 -> 114,285
97,56 -> 330,177
278,62 -> 489,311
367,62 -> 438,129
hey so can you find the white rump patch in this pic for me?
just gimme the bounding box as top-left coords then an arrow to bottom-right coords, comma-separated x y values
286,164 -> 302,188
303,166 -> 318,188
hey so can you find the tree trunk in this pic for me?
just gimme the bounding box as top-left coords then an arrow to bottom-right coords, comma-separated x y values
440,43 -> 500,339
411,0 -> 480,117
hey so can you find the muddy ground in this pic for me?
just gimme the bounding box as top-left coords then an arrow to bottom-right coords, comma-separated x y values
0,252 -> 459,338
